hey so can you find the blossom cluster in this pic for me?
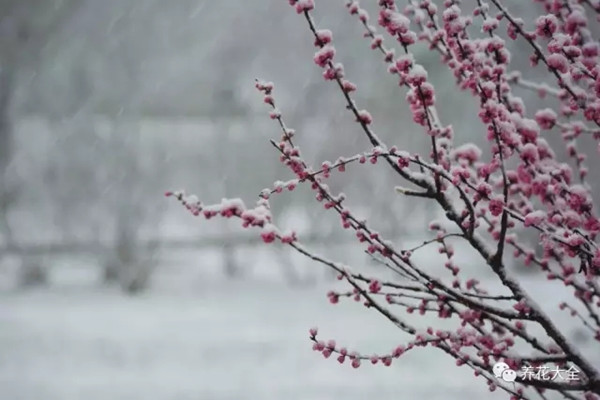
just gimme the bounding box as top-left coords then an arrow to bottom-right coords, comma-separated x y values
170,1 -> 600,398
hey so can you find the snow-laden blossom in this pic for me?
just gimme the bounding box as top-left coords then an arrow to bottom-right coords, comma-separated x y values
170,2 -> 600,396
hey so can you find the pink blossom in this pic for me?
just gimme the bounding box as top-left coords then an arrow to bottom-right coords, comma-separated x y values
357,110 -> 373,125
314,45 -> 336,68
524,210 -> 546,227
565,10 -> 587,35
520,143 -> 539,163
534,108 -> 557,130
358,9 -> 369,23
547,33 -> 571,54
584,217 -> 600,232
489,197 -> 504,217
482,17 -> 498,33
379,9 -> 410,36
341,79 -> 357,93
546,53 -> 569,74
370,35 -> 383,49
515,321 -> 525,330
513,116 -> 540,142
582,42 -> 599,58
535,14 -> 559,38
417,83 -> 435,106
269,109 -> 281,119
323,63 -> 344,80
260,224 -> 277,243
294,0 -> 314,14
368,279 -> 382,293
314,29 -> 333,46
406,64 -> 428,86
394,54 -> 414,74
171,3 -> 600,394
475,182 -> 492,200
328,291 -> 339,304
347,1 -> 359,15
397,155 -> 409,168
592,250 -> 600,269
280,231 -> 297,243
452,143 -> 482,163
506,18 -> 522,40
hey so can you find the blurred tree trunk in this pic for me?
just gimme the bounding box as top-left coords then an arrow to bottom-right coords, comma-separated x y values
215,115 -> 241,279
115,219 -> 143,294
0,0 -> 83,267
0,59 -> 15,246
222,240 -> 239,279
103,260 -> 120,283
18,256 -> 48,288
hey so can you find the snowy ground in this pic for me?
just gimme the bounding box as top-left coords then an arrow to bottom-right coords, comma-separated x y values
0,263 -> 597,400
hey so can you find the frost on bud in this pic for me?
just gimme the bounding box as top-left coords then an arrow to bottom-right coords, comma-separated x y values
370,35 -> 383,50
406,64 -> 428,86
395,54 -> 414,74
379,9 -> 410,36
546,53 -> 569,74
358,9 -> 369,23
315,29 -> 333,46
482,17 -> 498,33
523,210 -> 546,227
174,1 -> 600,389
535,108 -> 557,130
264,95 -> 275,106
269,109 -> 282,119
506,18 -> 522,40
520,143 -> 539,163
314,45 -> 336,68
347,1 -> 359,15
357,110 -> 373,125
451,143 -> 482,164
535,14 -> 559,38
260,224 -> 277,243
295,0 -> 315,14
255,80 -> 274,94
341,79 -> 357,93
323,63 -> 344,80
281,231 -> 297,244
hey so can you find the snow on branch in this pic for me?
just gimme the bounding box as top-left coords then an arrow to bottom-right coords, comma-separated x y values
170,1 -> 600,398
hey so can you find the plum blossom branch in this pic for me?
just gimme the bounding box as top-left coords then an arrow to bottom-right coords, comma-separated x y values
170,0 -> 600,397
